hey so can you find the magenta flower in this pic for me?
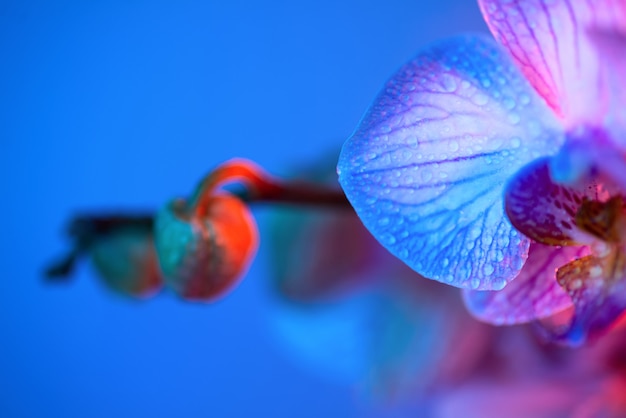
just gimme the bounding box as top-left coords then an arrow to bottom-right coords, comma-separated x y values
337,0 -> 626,344
432,317 -> 626,418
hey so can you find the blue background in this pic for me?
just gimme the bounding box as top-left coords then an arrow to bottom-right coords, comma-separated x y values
1,1 -> 486,416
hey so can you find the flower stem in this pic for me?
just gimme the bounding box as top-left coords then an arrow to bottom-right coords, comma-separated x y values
189,158 -> 351,217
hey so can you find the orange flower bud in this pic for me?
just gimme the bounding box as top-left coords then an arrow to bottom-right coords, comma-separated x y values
155,193 -> 258,301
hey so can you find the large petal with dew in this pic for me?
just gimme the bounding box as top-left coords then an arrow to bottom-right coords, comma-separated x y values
463,242 -> 588,325
338,35 -> 563,290
479,0 -> 626,127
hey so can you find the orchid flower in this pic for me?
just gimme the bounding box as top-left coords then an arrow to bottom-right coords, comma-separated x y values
337,0 -> 626,344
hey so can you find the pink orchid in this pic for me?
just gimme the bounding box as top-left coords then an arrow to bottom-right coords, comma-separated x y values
337,0 -> 626,345
468,0 -> 626,345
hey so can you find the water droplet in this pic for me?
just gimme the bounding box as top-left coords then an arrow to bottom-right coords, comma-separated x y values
406,136 -> 419,149
441,73 -> 457,92
472,93 -> 489,106
507,112 -> 521,125
470,227 -> 481,239
482,264 -> 495,276
421,169 -> 433,182
448,139 -> 460,152
492,278 -> 507,291
519,93 -> 531,105
382,233 -> 396,245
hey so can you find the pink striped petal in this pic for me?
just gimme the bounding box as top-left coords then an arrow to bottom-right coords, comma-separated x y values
588,29 -> 626,151
463,242 -> 588,325
479,0 -> 626,127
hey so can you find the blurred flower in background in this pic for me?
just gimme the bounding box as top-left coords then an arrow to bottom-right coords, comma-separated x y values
433,317 -> 626,418
268,156 -> 626,416
266,157 -> 491,405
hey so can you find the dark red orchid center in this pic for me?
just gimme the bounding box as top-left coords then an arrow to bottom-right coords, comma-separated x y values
505,158 -> 626,344
575,196 -> 626,244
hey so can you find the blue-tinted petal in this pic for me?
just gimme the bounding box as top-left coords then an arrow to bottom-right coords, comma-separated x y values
338,35 -> 563,290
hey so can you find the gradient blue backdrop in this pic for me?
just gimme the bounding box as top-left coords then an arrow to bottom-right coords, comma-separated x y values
1,1 -> 486,416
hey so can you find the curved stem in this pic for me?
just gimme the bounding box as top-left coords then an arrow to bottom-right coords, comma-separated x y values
190,158 -> 351,217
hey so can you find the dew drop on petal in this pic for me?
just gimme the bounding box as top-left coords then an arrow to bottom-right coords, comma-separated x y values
482,264 -> 495,276
441,73 -> 458,92
406,136 -> 419,148
472,93 -> 489,106
507,112 -> 521,125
